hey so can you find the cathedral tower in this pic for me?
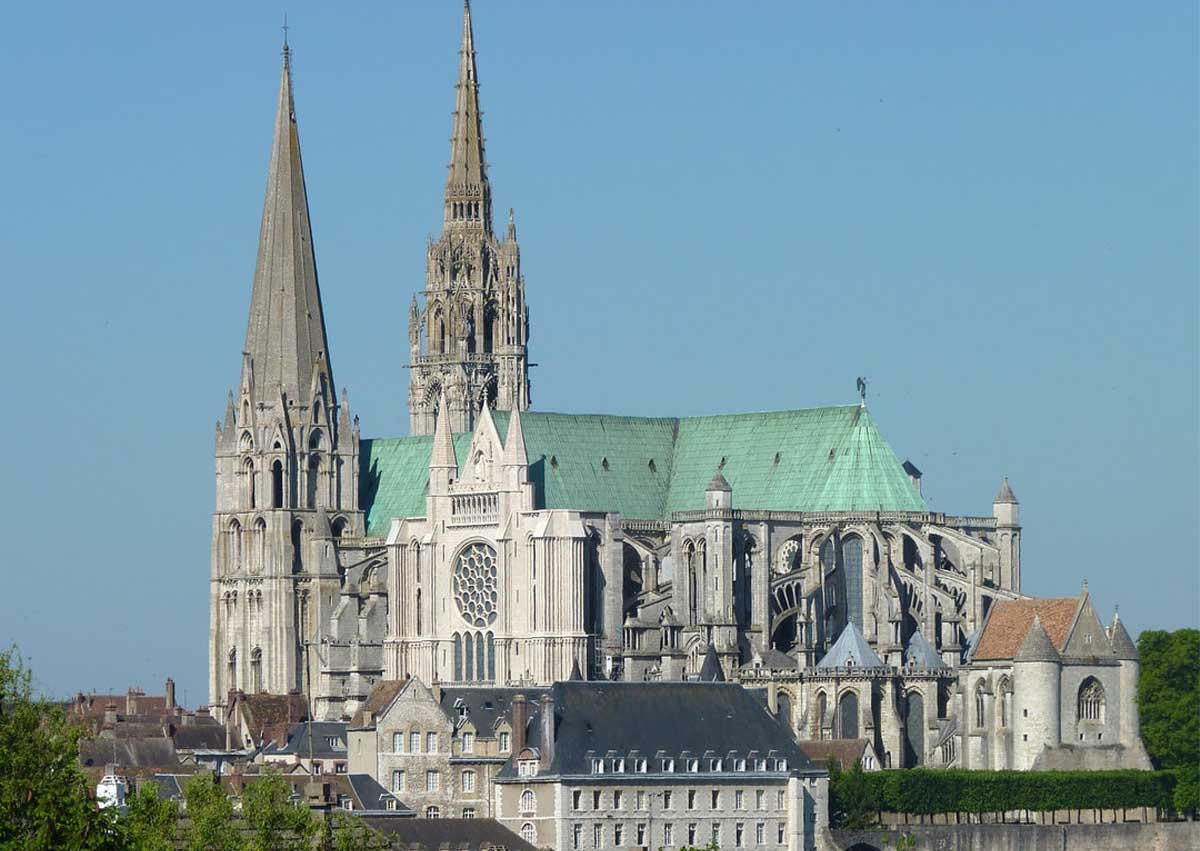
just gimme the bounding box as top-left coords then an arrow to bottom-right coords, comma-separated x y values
211,42 -> 363,719
408,1 -> 530,435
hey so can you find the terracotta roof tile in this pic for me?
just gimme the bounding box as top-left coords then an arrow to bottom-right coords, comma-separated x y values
350,680 -> 406,729
798,739 -> 872,771
973,597 -> 1080,661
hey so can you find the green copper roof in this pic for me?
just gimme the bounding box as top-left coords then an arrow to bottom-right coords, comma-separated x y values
360,405 -> 925,536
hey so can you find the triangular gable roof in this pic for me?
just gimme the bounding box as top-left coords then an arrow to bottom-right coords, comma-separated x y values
360,405 -> 924,535
817,622 -> 885,669
972,597 -> 1080,661
904,630 -> 947,669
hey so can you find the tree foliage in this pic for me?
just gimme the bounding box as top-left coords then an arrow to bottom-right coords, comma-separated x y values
241,773 -> 318,851
0,646 -> 119,851
1136,628 -> 1199,815
121,784 -> 176,851
827,758 -> 880,829
827,768 -> 1176,817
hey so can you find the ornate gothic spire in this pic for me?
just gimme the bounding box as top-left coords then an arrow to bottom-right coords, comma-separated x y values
444,0 -> 492,232
241,41 -> 333,410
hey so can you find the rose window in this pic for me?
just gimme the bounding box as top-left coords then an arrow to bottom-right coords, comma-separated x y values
776,539 -> 801,575
453,543 -> 499,627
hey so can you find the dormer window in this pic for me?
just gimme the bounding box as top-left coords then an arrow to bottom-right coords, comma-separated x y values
612,758 -> 626,773
591,758 -> 604,775
661,758 -> 675,772
710,758 -> 723,772
755,758 -> 767,771
736,759 -> 747,772
778,758 -> 788,771
686,758 -> 699,773
635,758 -> 648,773
518,760 -> 539,778
499,732 -> 510,752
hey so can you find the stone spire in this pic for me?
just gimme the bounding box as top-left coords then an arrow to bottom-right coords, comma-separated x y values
1109,609 -> 1139,661
241,42 -> 333,409
431,391 -> 458,474
444,0 -> 491,233
994,477 -> 1018,504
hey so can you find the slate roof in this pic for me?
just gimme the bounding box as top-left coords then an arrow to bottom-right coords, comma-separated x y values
440,687 -> 551,737
361,405 -> 925,535
79,737 -> 180,770
699,644 -> 726,681
972,597 -> 1079,661
994,477 -> 1019,504
1109,613 -> 1139,661
231,692 -> 309,748
171,723 -> 227,751
263,721 -> 348,758
359,817 -> 537,851
350,679 -> 407,729
903,630 -> 947,669
505,681 -> 812,778
817,623 -> 885,669
1014,615 -> 1060,662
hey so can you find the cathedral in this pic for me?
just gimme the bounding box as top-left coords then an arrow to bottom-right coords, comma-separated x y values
210,2 -> 1147,772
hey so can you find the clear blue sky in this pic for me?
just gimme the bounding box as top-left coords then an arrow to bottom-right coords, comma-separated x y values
1,1 -> 1195,708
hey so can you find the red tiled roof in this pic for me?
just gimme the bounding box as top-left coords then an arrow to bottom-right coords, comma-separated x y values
798,739 -> 871,771
350,680 -> 406,729
972,597 -> 1080,661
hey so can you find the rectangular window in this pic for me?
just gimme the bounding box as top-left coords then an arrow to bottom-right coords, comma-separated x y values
756,822 -> 764,845
391,770 -> 405,792
592,824 -> 602,849
688,823 -> 697,845
636,790 -> 646,810
711,790 -> 720,809
712,822 -> 721,845
637,823 -> 646,845
461,770 -> 475,792
462,732 -> 474,754
573,790 -> 582,810
614,824 -> 624,845
736,822 -> 745,847
777,823 -> 785,844
591,758 -> 604,775
777,789 -> 785,809
426,732 -> 438,753
755,789 -> 764,810
664,823 -> 673,846
409,732 -> 420,753
499,731 -> 510,752
572,823 -> 582,849
662,758 -> 675,772
462,807 -> 475,819
311,761 -> 322,775
710,758 -> 723,772
687,790 -> 697,810
636,758 -> 648,773
736,790 -> 744,810
687,758 -> 700,772
663,790 -> 673,810
335,762 -> 346,774
613,758 -> 625,773
425,770 -> 439,792
613,790 -> 623,809
392,732 -> 402,752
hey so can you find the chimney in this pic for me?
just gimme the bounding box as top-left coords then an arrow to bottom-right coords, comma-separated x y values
511,694 -> 528,755
165,678 -> 176,714
539,695 -> 556,770
126,688 -> 138,716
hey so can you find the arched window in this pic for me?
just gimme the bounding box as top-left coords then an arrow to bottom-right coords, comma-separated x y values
840,535 -> 864,628
520,823 -> 536,844
228,520 -> 243,570
227,648 -> 237,687
309,428 -> 323,450
520,790 -> 535,814
486,632 -> 496,682
392,732 -> 402,752
331,518 -> 347,539
243,458 -> 256,509
308,454 -> 321,509
475,630 -> 485,681
817,691 -> 828,738
998,677 -> 1012,727
416,589 -> 423,636
453,633 -> 463,682
250,648 -> 262,693
425,806 -> 440,819
254,518 -> 267,573
1078,678 -> 1105,723
684,540 -> 697,621
838,691 -> 859,739
271,460 -> 284,508
974,682 -> 986,728
291,519 -> 304,574
776,693 -> 793,732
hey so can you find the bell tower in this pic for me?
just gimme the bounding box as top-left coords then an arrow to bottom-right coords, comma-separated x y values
408,0 -> 530,435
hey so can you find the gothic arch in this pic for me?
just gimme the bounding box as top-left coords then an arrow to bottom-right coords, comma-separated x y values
1077,677 -> 1105,723
837,689 -> 860,739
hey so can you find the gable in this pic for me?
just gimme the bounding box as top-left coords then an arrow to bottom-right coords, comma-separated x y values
1061,597 -> 1114,659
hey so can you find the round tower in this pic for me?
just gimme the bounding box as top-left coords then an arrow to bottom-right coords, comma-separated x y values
992,478 -> 1021,590
1012,615 -> 1061,770
1109,609 -> 1141,746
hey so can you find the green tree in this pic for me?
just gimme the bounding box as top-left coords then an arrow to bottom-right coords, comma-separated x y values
182,774 -> 242,851
121,784 -> 177,851
0,646 -> 119,851
828,759 -> 879,829
1137,629 -> 1200,770
1137,628 -> 1200,814
241,773 -> 318,851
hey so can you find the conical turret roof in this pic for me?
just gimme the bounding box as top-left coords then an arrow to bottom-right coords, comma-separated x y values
1109,611 -> 1139,661
994,477 -> 1018,504
699,644 -> 726,682
904,630 -> 947,669
817,622 -> 885,669
706,469 -> 732,492
1014,615 -> 1060,663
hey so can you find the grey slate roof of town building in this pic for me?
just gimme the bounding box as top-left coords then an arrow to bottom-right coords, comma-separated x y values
441,686 -> 551,736
817,622 -> 885,669
501,681 -> 812,779
263,721 -> 348,759
359,817 -> 537,851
